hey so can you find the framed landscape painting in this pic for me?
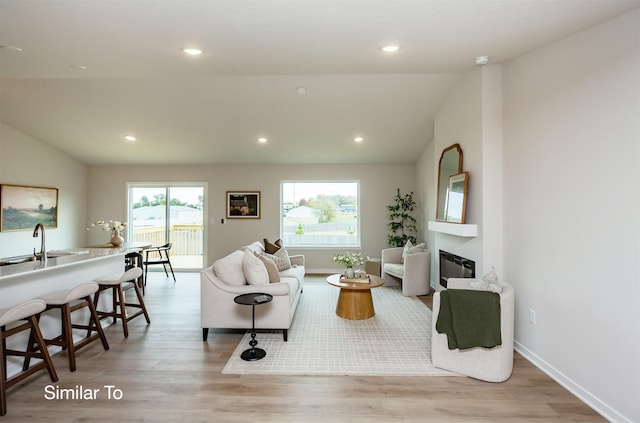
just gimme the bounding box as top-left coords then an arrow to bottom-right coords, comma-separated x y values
226,191 -> 260,219
0,184 -> 58,231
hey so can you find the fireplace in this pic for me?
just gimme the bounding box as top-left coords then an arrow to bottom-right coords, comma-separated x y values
439,250 -> 475,288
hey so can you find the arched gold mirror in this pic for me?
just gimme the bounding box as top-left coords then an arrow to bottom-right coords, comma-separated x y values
436,143 -> 463,221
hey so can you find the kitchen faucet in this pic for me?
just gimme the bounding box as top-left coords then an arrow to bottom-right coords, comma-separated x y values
32,223 -> 47,262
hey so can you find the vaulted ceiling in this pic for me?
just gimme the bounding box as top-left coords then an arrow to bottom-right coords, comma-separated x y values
1,0 -> 638,165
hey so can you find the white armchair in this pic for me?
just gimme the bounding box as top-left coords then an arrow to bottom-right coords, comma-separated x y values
431,278 -> 514,382
381,247 -> 430,296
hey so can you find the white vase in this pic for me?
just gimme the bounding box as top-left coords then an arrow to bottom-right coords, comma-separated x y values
344,267 -> 355,279
110,232 -> 124,246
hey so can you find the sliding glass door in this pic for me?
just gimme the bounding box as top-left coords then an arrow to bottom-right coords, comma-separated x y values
127,184 -> 205,271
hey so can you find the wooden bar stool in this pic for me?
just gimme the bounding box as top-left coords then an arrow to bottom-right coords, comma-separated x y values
125,251 -> 145,294
1,299 -> 58,416
94,267 -> 151,338
34,282 -> 109,372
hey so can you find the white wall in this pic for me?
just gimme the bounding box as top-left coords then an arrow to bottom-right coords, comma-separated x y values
0,123 -> 87,258
416,139 -> 436,285
86,163 -> 417,272
432,68 -> 482,272
503,10 -> 639,423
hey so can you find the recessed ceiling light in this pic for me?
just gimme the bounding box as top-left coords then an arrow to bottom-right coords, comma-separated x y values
475,56 -> 490,65
381,45 -> 400,53
354,136 -> 364,143
70,64 -> 88,70
124,135 -> 137,142
182,47 -> 203,56
258,137 -> 268,143
296,87 -> 307,95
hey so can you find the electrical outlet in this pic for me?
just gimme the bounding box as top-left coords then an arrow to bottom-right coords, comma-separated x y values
529,309 -> 536,325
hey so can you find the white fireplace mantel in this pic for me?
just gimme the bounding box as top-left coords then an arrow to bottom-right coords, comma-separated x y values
428,221 -> 477,237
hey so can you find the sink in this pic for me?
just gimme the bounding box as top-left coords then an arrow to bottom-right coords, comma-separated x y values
0,250 -> 87,266
0,255 -> 38,266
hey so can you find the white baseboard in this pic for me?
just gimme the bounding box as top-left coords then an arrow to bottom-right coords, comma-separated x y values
514,341 -> 631,423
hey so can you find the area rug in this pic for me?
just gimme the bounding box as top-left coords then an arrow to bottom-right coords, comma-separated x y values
222,280 -> 458,376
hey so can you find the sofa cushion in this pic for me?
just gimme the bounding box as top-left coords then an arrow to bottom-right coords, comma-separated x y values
383,263 -> 404,279
279,265 -> 305,284
255,252 -> 281,283
242,250 -> 269,285
213,250 -> 246,286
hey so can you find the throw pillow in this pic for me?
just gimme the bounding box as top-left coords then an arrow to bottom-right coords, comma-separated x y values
242,250 -> 269,285
402,240 -> 426,262
262,248 -> 291,271
255,252 -> 281,283
263,238 -> 283,254
212,250 -> 246,286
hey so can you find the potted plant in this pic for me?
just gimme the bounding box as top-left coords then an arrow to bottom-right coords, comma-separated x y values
332,252 -> 367,279
87,220 -> 128,246
386,189 -> 417,247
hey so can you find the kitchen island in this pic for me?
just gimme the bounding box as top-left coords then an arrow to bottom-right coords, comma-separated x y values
0,248 -> 127,377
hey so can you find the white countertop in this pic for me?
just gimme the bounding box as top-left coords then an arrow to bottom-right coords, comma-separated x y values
0,248 -> 127,281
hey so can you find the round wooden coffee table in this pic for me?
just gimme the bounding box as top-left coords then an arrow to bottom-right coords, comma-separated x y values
326,274 -> 385,320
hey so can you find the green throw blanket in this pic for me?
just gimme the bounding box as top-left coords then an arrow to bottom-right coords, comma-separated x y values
436,289 -> 502,350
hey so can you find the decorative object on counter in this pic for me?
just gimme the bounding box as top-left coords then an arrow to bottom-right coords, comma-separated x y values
332,252 -> 368,279
386,188 -> 417,247
0,184 -> 58,232
87,220 -> 127,246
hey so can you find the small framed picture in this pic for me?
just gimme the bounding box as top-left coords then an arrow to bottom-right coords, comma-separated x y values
226,191 -> 260,219
1,184 -> 59,231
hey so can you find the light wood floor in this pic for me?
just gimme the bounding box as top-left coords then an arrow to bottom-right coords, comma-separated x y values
3,273 -> 604,422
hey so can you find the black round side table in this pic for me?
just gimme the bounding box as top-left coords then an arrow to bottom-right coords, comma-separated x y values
233,293 -> 273,361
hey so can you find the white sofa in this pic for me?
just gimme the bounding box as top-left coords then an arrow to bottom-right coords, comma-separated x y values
381,247 -> 431,296
201,241 -> 304,342
431,278 -> 514,382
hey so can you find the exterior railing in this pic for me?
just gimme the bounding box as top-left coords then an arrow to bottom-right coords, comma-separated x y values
132,224 -> 203,256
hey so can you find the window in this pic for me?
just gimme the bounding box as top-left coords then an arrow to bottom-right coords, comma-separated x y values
281,181 -> 360,248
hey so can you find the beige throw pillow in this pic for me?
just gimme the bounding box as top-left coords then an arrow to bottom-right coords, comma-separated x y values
402,240 -> 426,262
255,252 -> 281,283
262,248 -> 291,271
